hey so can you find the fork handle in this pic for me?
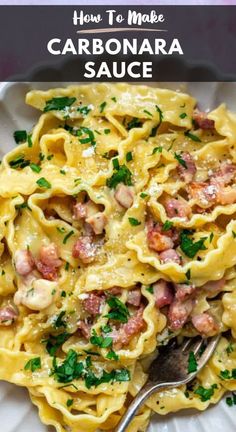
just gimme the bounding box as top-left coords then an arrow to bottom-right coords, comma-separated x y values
115,382 -> 165,432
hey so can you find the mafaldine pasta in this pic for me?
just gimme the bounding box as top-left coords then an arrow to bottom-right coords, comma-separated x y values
0,83 -> 236,432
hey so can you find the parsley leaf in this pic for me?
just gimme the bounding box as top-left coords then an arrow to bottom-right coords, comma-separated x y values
127,118 -> 142,130
184,131 -> 201,142
54,311 -> 67,329
180,113 -> 187,119
29,163 -> 41,173
140,192 -> 148,199
128,217 -> 141,226
77,105 -> 91,116
43,332 -> 70,356
63,230 -> 74,244
194,384 -> 217,402
152,146 -> 162,155
66,398 -> 73,407
43,97 -> 76,112
126,151 -> 133,162
13,130 -> 27,144
174,152 -> 187,168
9,155 -> 30,169
143,109 -> 153,117
156,105 -> 163,124
146,286 -> 154,294
180,230 -> 207,258
77,127 -> 96,147
162,220 -> 173,231
106,164 -> 132,189
188,351 -> 198,373
99,102 -> 107,113
105,296 -> 130,323
24,357 -> 41,372
51,349 -> 84,383
106,350 -> 119,361
90,330 -> 113,349
36,177 -> 51,189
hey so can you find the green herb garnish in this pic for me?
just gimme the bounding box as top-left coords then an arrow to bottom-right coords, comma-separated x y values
184,131 -> 201,142
29,163 -> 41,173
126,151 -> 133,162
13,130 -> 27,144
162,220 -> 173,231
36,177 -> 51,189
174,152 -> 187,168
180,230 -> 207,258
24,357 -> 41,372
128,217 -> 141,226
63,230 -> 74,244
43,97 -> 76,112
194,384 -> 218,402
105,296 -> 130,323
188,351 -> 198,373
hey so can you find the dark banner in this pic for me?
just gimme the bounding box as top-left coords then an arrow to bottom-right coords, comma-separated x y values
1,6 -> 236,81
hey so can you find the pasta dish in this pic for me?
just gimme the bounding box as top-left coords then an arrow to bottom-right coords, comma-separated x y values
0,83 -> 236,432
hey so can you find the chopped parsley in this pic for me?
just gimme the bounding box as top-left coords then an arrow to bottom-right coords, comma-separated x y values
128,217 -> 141,226
101,324 -> 112,334
15,201 -> 31,211
180,230 -> 207,259
105,296 -> 130,323
185,269 -> 191,280
77,105 -> 91,116
24,357 -> 41,372
140,193 -> 148,200
179,113 -> 187,119
188,351 -> 198,373
111,97 -> 117,102
54,311 -> 67,329
156,105 -> 163,124
77,127 -> 96,147
106,163 -> 132,189
162,220 -> 173,231
152,146 -> 162,154
65,262 -> 69,271
104,128 -> 110,135
90,330 -> 113,349
63,230 -> 74,244
13,130 -> 27,144
57,227 -> 66,234
29,163 -> 41,173
150,126 -> 158,137
112,158 -> 120,170
43,332 -> 70,356
209,232 -> 214,243
226,342 -> 234,355
126,151 -> 133,162
184,131 -> 201,142
51,349 -> 84,383
27,134 -> 33,148
43,97 -> 76,112
127,117 -> 142,130
146,286 -> 154,294
106,350 -> 119,361
36,177 -> 51,189
66,399 -> 73,407
60,169 -> 66,175
232,231 -> 236,239
9,154 -> 30,169
226,393 -> 236,407
194,384 -> 217,402
174,152 -> 187,168
143,109 -> 153,117
99,101 -> 107,113
219,369 -> 236,380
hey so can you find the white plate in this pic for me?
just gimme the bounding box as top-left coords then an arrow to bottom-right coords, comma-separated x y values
0,81 -> 235,432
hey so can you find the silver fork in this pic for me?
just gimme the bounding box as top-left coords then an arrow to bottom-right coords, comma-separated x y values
115,334 -> 220,432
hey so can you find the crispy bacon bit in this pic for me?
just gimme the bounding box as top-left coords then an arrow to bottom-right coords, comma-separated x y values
112,307 -> 145,350
82,293 -> 102,315
0,304 -> 18,325
127,289 -> 141,307
193,109 -> 215,130
108,287 -> 122,296
192,313 -> 219,336
72,236 -> 97,264
86,212 -> 107,235
36,243 -> 61,281
77,320 -> 91,339
159,249 -> 182,265
73,202 -> 87,220
202,278 -> 225,295
164,197 -> 191,219
14,249 -> 34,276
153,280 -> 174,308
176,152 -> 196,183
210,162 -> 236,187
114,184 -> 134,209
188,181 -> 218,207
147,220 -> 174,252
174,283 -> 196,302
168,298 -> 194,331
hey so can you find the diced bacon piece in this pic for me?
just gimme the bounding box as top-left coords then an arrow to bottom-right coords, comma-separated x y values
73,202 -> 87,220
192,313 -> 219,336
210,162 -> 236,187
39,244 -> 61,268
147,220 -> 174,252
86,212 -> 107,235
168,298 -> 194,331
176,152 -> 196,183
82,293 -> 102,315
108,287 -> 122,296
153,280 -> 174,308
202,278 -> 225,295
216,186 -> 236,205
77,320 -> 91,339
35,261 -> 58,281
72,236 -> 97,264
0,304 -> 18,325
193,109 -> 215,130
114,184 -> 134,209
159,249 -> 182,265
174,283 -> 196,302
112,307 -> 145,350
14,249 -> 34,276
127,289 -> 141,307
164,197 -> 191,219
188,182 -> 218,207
